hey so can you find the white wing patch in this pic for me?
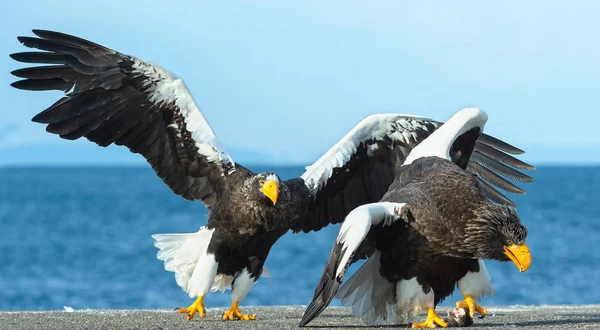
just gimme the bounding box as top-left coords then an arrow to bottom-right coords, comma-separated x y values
336,202 -> 408,278
301,114 -> 435,193
132,59 -> 234,167
403,108 -> 488,165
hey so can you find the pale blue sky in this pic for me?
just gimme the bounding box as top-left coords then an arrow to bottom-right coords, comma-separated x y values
1,1 -> 599,166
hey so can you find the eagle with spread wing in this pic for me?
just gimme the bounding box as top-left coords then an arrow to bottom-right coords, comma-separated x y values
300,108 -> 533,328
10,30 -> 534,321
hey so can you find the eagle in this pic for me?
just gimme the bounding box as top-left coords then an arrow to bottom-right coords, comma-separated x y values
299,108 -> 533,328
10,30 -> 534,321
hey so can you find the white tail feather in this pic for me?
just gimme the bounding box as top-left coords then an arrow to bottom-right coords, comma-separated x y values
336,251 -> 397,325
152,226 -> 271,295
152,227 -> 214,293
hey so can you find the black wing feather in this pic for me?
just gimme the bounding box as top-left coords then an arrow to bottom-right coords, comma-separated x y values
11,78 -> 73,92
470,151 -> 534,183
10,29 -> 236,207
292,117 -> 535,233
475,175 -> 515,206
468,162 -> 525,195
474,142 -> 534,170
299,241 -> 346,327
478,133 -> 525,155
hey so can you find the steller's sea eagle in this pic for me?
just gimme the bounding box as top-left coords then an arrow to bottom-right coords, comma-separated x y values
299,108 -> 532,328
10,30 -> 534,321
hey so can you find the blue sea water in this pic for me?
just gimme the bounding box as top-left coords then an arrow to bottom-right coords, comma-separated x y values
0,165 -> 598,311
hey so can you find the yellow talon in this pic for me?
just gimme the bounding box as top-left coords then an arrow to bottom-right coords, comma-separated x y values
412,308 -> 448,328
222,301 -> 257,321
176,296 -> 206,320
455,294 -> 487,318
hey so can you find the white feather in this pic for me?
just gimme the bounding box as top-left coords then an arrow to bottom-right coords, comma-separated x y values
403,108 -> 488,165
187,251 -> 218,298
230,268 -> 256,303
131,59 -> 234,168
301,114 -> 436,193
152,227 -> 215,293
212,274 -> 235,293
152,227 -> 270,297
457,259 -> 496,300
335,202 -> 407,278
211,266 -> 271,293
395,277 -> 435,323
336,251 -> 397,326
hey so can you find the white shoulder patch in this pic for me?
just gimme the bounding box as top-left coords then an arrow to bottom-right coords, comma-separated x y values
131,58 -> 234,167
336,202 -> 407,278
300,114 -> 433,193
403,108 -> 488,165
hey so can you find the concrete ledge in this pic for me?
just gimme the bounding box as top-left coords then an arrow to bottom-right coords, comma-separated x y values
1,305 -> 599,329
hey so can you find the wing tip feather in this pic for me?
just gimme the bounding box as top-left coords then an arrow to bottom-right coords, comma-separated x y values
8,53 -> 21,61
16,36 -> 35,46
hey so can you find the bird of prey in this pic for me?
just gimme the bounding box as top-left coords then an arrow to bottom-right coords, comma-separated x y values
10,30 -> 534,321
299,108 -> 533,328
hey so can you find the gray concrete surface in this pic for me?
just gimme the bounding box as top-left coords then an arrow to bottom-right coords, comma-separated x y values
1,305 -> 599,329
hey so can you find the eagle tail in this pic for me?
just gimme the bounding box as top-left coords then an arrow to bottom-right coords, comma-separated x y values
152,227 -> 271,294
336,251 -> 397,325
152,227 -> 215,294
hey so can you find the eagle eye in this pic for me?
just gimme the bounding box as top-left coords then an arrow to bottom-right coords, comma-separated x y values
259,179 -> 265,186
506,239 -> 514,246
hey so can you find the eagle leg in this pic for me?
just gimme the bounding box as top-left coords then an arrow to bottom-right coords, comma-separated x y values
222,301 -> 257,321
412,308 -> 448,328
222,267 -> 258,321
455,294 -> 487,318
176,296 -> 206,320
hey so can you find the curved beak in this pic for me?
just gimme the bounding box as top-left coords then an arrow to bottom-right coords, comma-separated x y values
504,243 -> 531,272
259,180 -> 279,205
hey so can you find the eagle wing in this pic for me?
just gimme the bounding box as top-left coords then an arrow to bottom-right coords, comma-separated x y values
10,29 -> 237,209
291,112 -> 534,233
299,202 -> 410,327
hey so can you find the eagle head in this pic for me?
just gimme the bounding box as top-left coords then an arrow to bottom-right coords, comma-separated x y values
252,173 -> 281,206
473,204 -> 531,272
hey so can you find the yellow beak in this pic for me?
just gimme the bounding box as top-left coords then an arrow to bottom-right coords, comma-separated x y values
504,243 -> 531,272
259,180 -> 279,205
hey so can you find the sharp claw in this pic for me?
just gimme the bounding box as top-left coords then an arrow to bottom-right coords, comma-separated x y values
412,308 -> 448,328
222,302 -> 257,321
455,294 -> 487,319
176,296 -> 206,321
